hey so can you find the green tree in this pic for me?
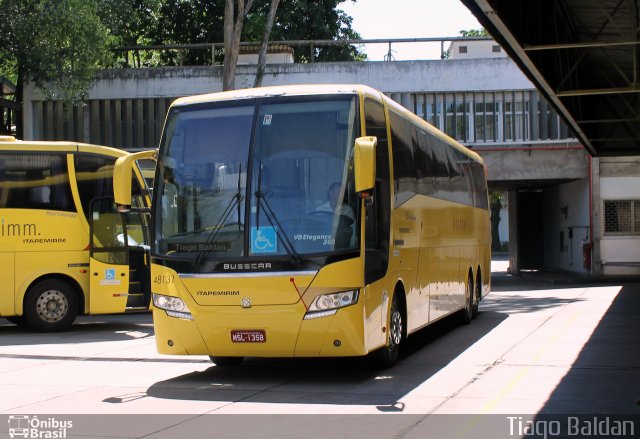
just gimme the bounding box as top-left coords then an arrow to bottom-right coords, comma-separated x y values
149,0 -> 364,66
459,28 -> 490,37
253,0 -> 280,87
97,0 -> 164,67
258,0 -> 365,62
0,0 -> 108,136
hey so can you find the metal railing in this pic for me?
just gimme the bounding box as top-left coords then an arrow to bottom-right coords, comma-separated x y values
114,36 -> 494,67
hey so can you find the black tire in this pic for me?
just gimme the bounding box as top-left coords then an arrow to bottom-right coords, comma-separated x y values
23,279 -> 78,332
5,316 -> 24,326
472,272 -> 481,318
460,274 -> 473,325
375,293 -> 403,368
209,356 -> 244,367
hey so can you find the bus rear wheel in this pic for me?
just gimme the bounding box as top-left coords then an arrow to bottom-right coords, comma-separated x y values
209,356 -> 244,367
460,274 -> 473,325
24,279 -> 78,332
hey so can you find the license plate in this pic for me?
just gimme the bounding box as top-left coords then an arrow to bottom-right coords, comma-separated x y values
231,329 -> 266,343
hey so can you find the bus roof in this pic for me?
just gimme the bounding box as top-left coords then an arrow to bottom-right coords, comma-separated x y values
170,83 -> 484,166
0,138 -> 133,158
172,84 -> 382,107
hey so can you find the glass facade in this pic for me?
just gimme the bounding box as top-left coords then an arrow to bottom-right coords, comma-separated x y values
407,90 -> 576,146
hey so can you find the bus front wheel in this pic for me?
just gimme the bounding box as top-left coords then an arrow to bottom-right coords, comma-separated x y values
24,279 -> 78,332
375,292 -> 403,368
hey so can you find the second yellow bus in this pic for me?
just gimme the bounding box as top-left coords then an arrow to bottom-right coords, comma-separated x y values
0,137 -> 154,331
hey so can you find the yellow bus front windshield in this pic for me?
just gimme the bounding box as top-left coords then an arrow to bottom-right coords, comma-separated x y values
155,95 -> 360,269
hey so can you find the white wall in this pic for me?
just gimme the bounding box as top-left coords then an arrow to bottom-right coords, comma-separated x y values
448,40 -> 508,60
598,157 -> 640,275
543,179 -> 591,273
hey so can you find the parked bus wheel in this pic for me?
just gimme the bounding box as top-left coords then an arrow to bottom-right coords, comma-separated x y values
209,356 -> 244,367
24,279 -> 78,332
375,292 -> 403,368
4,316 -> 24,326
461,273 -> 473,325
472,270 -> 481,318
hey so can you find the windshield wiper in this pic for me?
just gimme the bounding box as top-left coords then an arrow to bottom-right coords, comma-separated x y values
254,163 -> 301,266
194,165 -> 244,267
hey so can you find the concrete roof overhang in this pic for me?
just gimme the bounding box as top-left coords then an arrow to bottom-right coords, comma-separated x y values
462,0 -> 640,157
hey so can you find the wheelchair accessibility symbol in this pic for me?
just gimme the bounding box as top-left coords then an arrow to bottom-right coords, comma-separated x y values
251,227 -> 277,253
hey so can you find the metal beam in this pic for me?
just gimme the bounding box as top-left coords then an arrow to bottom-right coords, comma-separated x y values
577,117 -> 640,123
524,39 -> 640,51
557,86 -> 640,96
467,0 -> 598,155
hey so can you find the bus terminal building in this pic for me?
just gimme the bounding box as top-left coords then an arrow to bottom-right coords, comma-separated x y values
20,39 -> 640,279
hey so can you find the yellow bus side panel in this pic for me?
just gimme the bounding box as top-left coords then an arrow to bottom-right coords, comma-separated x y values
14,250 -> 88,316
0,209 -> 86,252
0,253 -> 15,317
391,194 -> 489,332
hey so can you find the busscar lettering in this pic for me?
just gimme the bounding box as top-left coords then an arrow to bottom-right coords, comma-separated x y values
223,262 -> 272,270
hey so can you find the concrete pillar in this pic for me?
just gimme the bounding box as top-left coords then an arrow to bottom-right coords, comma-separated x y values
508,190 -> 519,274
31,101 -> 43,141
83,106 -> 91,143
113,100 -> 122,148
591,157 -> 603,276
539,99 -> 548,139
54,101 -> 64,140
89,100 -> 100,144
124,100 -> 133,149
134,99 -> 144,147
529,91 -> 539,141
102,100 -> 112,146
145,99 -> 155,149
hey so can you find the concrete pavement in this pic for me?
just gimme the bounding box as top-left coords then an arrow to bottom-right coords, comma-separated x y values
0,261 -> 638,437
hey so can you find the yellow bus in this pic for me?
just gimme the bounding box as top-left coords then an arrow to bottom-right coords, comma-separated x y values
0,137 -> 154,331
115,84 -> 490,367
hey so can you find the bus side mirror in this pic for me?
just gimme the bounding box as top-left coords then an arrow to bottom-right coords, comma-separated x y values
113,150 -> 157,212
354,136 -> 376,194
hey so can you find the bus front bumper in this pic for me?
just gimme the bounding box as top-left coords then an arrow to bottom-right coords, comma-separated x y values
152,301 -> 367,358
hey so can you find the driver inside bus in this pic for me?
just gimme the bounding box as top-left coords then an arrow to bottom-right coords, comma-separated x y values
314,182 -> 355,248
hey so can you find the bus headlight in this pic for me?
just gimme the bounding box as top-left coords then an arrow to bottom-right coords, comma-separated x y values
305,290 -> 359,319
153,294 -> 193,320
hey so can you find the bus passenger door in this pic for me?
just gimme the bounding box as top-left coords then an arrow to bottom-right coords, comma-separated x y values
89,197 -> 130,314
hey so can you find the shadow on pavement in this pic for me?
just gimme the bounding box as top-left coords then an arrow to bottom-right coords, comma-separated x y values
142,310 -> 508,410
538,282 -> 640,414
0,313 -> 154,346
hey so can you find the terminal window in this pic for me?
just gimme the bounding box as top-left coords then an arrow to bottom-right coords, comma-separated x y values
604,200 -> 639,234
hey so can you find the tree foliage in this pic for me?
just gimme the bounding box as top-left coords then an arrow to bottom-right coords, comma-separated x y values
0,0 -> 364,111
145,0 -> 365,66
0,0 -> 108,103
459,28 -> 490,37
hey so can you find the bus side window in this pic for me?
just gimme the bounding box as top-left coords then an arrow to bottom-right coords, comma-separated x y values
0,153 -> 73,211
364,98 -> 391,284
75,155 -> 116,222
